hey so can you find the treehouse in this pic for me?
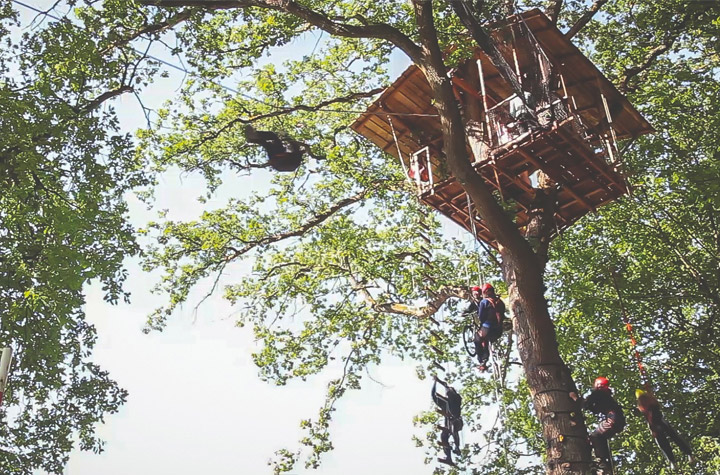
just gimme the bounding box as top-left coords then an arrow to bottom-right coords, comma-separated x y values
351,8 -> 653,247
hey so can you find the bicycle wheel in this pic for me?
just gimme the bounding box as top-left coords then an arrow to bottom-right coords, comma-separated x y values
462,324 -> 476,357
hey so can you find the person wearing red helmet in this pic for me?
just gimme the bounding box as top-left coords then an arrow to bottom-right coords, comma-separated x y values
580,376 -> 626,474
636,388 -> 695,470
473,283 -> 506,371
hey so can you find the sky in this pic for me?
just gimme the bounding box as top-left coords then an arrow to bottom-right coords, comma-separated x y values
3,3 -> 460,474
61,168 -> 435,475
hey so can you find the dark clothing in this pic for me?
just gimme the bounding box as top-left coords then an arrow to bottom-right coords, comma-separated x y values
583,389 -> 625,473
473,324 -> 502,366
245,126 -> 304,172
584,390 -> 626,427
638,393 -> 693,465
474,297 -> 505,365
463,301 -> 478,319
432,381 -> 463,458
432,381 -> 462,421
478,297 -> 505,328
439,427 -> 455,465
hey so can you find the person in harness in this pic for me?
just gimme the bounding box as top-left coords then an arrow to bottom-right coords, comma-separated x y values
636,388 -> 695,470
580,376 -> 626,474
244,124 -> 306,172
473,283 -> 505,371
432,376 -> 463,466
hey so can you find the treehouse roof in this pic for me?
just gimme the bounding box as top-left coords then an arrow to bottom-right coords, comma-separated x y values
351,8 -> 653,160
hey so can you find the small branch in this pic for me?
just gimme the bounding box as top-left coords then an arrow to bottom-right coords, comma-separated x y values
565,0 -> 609,40
80,86 -> 134,114
101,10 -> 194,54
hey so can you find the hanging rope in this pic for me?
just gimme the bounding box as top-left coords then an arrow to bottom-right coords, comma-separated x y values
387,115 -> 415,186
609,270 -> 653,389
465,194 -> 485,286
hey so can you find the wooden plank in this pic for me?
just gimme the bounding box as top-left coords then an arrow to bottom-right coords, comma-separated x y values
555,126 -> 626,192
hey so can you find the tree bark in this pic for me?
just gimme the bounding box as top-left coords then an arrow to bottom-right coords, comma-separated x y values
411,1 -> 592,472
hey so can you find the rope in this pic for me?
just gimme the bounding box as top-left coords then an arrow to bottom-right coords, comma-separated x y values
387,116 -> 414,184
609,270 -> 653,389
465,194 -> 485,285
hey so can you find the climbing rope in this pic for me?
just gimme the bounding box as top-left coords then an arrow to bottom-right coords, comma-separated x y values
609,271 -> 653,389
465,194 -> 486,286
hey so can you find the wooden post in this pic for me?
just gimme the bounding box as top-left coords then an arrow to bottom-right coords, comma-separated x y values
476,59 -> 491,147
513,47 -> 522,83
0,347 -> 13,407
601,93 -> 619,162
559,72 -> 568,99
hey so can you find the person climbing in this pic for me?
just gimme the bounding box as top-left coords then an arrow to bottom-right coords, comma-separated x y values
244,124 -> 306,172
431,376 -> 463,466
579,376 -> 626,474
473,283 -> 505,371
636,388 -> 695,470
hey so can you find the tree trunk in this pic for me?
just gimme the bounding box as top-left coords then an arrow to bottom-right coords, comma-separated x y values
412,5 -> 593,470
501,246 -> 593,474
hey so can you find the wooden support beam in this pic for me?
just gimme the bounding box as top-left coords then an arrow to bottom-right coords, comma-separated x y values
451,76 -> 485,101
515,148 -> 595,212
555,126 -> 626,192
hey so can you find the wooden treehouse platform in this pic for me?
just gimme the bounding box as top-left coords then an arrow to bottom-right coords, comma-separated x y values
351,8 -> 652,247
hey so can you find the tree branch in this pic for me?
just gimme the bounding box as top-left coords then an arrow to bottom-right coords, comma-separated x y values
139,0 -> 423,62
176,87 -> 385,158
223,188 -> 373,262
617,9 -> 704,89
450,1 -> 528,112
352,277 -> 467,320
619,40 -> 674,93
546,0 -> 563,25
565,0 -> 608,40
102,10 -> 194,54
80,85 -> 134,113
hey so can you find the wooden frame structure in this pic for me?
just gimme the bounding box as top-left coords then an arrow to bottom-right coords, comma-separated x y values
351,9 -> 653,247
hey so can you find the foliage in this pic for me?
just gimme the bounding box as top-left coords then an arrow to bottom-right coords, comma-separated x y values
2,0 -> 718,473
135,0 -> 720,471
0,0 -> 187,472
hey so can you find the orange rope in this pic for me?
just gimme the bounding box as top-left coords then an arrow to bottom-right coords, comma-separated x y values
610,271 -> 652,389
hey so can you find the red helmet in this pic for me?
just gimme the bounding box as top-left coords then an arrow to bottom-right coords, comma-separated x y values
594,376 -> 610,391
471,286 -> 481,292
481,283 -> 494,294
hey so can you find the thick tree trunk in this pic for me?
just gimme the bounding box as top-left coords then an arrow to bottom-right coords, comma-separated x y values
411,4 -> 592,471
501,248 -> 593,474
